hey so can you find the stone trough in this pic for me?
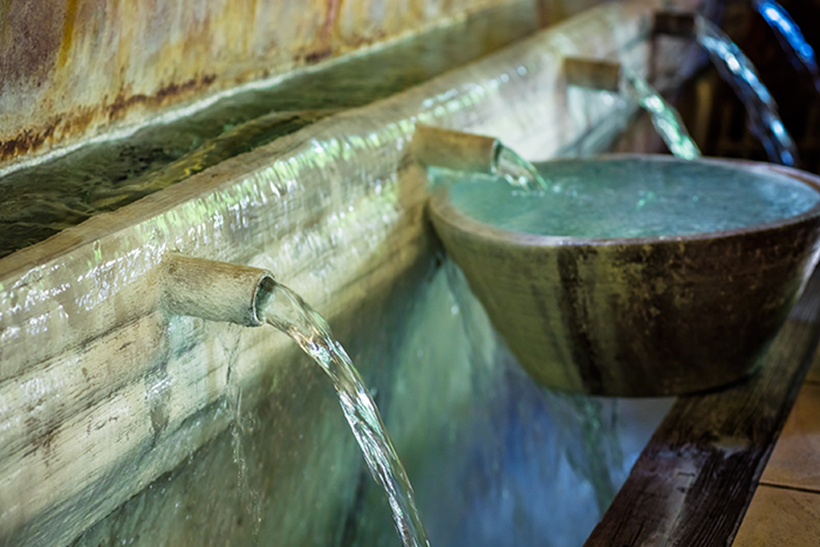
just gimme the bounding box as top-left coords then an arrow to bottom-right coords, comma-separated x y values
0,1 -> 709,545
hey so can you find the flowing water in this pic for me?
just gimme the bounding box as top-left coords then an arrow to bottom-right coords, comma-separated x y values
754,0 -> 820,94
619,68 -> 702,160
257,280 -> 430,547
427,142 -> 548,193
492,145 -> 549,191
695,15 -> 799,166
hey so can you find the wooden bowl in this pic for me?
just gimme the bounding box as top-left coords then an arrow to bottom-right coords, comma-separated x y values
427,155 -> 820,396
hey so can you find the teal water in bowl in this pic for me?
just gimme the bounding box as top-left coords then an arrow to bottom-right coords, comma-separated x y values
445,158 -> 820,239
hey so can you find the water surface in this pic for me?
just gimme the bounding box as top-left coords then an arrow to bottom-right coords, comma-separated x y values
446,158 -> 819,239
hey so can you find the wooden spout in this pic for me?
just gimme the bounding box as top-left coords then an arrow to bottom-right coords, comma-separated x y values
162,253 -> 275,327
412,124 -> 499,175
564,57 -> 622,92
654,12 -> 696,38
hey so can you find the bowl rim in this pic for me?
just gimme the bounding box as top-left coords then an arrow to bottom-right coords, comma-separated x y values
427,154 -> 820,248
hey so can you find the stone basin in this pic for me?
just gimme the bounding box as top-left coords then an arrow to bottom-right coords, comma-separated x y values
428,155 -> 820,396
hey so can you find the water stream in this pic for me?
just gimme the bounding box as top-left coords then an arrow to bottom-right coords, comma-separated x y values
619,69 -> 702,160
257,280 -> 430,547
695,15 -> 799,166
493,145 -> 549,191
754,0 -> 820,94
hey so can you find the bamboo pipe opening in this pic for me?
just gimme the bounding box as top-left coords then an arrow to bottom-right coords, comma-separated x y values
411,124 -> 500,175
162,253 -> 275,327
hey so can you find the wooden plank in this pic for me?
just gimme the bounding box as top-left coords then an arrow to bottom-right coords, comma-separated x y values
584,268 -> 820,547
732,485 -> 820,547
759,383 -> 820,492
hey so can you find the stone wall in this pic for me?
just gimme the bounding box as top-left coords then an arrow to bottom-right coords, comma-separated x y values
0,0 -> 600,168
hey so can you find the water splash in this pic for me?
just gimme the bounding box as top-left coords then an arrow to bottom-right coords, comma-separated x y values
619,68 -> 702,159
492,145 -> 549,191
754,0 -> 820,94
695,15 -> 799,166
258,281 -> 430,547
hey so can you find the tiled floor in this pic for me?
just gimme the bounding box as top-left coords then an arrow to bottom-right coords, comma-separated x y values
733,348 -> 820,546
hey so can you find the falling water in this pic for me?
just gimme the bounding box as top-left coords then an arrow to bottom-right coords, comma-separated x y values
222,324 -> 264,542
257,280 -> 430,547
540,393 -> 623,514
446,265 -> 624,516
619,68 -> 702,160
754,0 -> 820,94
695,15 -> 799,166
492,145 -> 549,191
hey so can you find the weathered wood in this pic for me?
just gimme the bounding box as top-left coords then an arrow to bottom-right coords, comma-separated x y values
584,267 -> 820,546
565,57 -> 623,92
412,124 -> 499,175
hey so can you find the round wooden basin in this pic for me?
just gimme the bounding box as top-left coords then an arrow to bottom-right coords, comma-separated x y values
428,155 -> 820,396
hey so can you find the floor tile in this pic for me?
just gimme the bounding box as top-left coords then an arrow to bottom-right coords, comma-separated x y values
733,485 -> 820,546
806,344 -> 820,385
760,383 -> 820,491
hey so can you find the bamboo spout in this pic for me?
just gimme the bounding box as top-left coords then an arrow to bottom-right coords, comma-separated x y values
162,253 -> 275,327
564,57 -> 623,92
654,12 -> 696,38
412,124 -> 500,175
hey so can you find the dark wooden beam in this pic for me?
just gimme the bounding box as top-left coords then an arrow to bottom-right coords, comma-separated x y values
585,267 -> 820,547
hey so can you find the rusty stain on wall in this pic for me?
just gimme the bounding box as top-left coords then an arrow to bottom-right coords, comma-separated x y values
0,0 -> 509,167
58,0 -> 79,68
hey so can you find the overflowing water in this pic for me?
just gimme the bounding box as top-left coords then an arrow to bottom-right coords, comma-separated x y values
442,259 -> 623,516
695,15 -> 799,166
257,280 -> 430,547
619,68 -> 702,160
443,157 -> 819,239
754,0 -> 820,94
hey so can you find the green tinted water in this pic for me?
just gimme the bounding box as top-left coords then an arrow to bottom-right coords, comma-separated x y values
0,0 -> 543,260
492,145 -> 549,191
445,158 -> 819,239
